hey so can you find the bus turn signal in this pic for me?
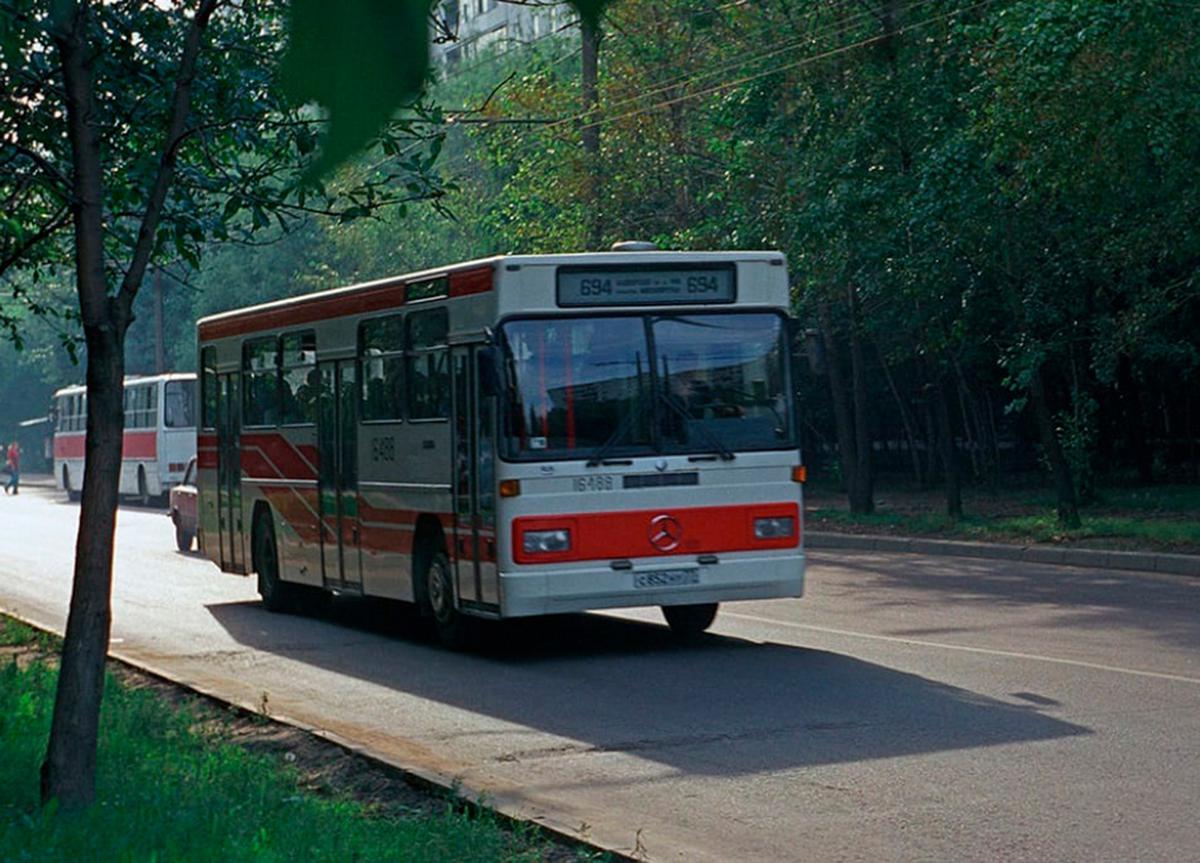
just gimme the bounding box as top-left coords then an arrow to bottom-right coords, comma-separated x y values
791,465 -> 807,483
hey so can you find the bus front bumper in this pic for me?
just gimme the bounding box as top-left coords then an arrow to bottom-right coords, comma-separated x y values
496,551 -> 805,618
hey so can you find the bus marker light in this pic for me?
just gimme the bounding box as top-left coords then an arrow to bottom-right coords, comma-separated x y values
499,479 -> 521,497
791,465 -> 807,483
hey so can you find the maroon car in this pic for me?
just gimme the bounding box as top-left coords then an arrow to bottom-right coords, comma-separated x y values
169,457 -> 198,552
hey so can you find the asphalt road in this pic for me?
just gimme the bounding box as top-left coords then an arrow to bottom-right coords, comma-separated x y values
2,484 -> 1198,861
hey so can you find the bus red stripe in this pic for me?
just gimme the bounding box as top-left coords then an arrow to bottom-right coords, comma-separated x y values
512,502 -> 800,564
448,267 -> 492,297
53,431 -> 157,460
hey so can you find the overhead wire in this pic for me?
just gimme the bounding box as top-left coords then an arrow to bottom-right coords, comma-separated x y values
428,0 -> 995,178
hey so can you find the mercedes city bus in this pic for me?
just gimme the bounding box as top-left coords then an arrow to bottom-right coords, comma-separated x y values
196,249 -> 805,644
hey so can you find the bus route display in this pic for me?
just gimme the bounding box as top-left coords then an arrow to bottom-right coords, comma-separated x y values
556,264 -> 736,307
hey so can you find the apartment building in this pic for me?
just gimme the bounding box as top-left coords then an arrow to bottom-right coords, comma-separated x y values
433,0 -> 573,66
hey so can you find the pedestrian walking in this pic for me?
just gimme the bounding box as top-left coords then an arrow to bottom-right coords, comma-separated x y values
4,440 -> 19,495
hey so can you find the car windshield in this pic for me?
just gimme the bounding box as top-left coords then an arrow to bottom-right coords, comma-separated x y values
499,312 -> 793,461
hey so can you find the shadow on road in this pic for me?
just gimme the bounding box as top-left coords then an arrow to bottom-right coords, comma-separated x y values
821,551 -> 1200,653
206,598 -> 1089,776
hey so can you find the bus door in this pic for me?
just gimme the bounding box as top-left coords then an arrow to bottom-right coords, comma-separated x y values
452,346 -> 499,612
317,360 -> 363,592
216,372 -> 246,573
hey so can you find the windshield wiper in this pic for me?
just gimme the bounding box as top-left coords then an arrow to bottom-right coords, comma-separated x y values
657,391 -> 736,461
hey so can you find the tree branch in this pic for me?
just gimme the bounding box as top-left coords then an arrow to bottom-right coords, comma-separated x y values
0,206 -> 71,278
115,0 -> 220,319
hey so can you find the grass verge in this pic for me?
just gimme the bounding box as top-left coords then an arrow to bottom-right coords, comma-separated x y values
807,507 -> 1200,552
0,617 -> 594,863
804,481 -> 1200,553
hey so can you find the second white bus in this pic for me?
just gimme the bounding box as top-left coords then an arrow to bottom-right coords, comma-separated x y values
52,373 -> 197,502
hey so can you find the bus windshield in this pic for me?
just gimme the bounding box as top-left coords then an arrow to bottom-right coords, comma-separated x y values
164,379 -> 197,428
500,312 -> 793,461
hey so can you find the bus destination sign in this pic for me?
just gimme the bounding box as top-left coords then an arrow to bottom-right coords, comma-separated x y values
557,265 -> 736,307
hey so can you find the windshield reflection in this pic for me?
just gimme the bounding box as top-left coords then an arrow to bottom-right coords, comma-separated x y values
500,312 -> 793,461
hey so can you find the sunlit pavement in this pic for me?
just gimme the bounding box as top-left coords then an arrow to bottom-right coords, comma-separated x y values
2,485 -> 1199,862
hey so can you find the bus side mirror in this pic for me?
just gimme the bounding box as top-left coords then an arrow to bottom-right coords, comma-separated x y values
478,346 -> 502,398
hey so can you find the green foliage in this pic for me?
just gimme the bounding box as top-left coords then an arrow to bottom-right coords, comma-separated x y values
0,653 -> 549,862
281,0 -> 432,178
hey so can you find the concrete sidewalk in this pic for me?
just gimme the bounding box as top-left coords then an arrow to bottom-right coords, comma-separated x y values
806,530 -> 1200,577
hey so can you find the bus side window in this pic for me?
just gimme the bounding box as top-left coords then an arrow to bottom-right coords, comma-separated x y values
359,315 -> 404,422
280,331 -> 317,425
243,337 -> 280,427
407,308 -> 449,420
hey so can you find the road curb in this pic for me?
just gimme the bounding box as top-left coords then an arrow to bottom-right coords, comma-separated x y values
805,531 -> 1200,577
0,608 -> 636,863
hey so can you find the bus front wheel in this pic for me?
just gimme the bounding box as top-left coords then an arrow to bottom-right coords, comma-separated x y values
421,550 -> 471,649
662,603 -> 719,639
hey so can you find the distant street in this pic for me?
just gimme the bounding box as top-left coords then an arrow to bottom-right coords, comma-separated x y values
2,482 -> 1198,862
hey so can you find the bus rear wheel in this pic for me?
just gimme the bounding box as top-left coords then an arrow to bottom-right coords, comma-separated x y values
421,550 -> 471,649
135,466 -> 152,507
662,603 -> 719,639
253,512 -> 292,613
63,466 -> 81,502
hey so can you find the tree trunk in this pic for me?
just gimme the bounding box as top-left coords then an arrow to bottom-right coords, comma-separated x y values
876,341 -> 923,487
1029,367 -> 1080,528
41,323 -> 125,808
847,286 -> 874,514
42,2 -> 129,808
818,302 -> 856,498
42,0 -> 214,808
935,376 -> 962,519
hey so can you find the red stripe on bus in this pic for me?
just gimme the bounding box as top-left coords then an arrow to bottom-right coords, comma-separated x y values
512,502 -> 800,564
240,433 -> 318,480
53,434 -> 85,460
448,267 -> 492,297
359,523 -> 414,555
259,488 -> 323,544
197,451 -> 218,470
53,430 -> 157,460
199,281 -> 406,341
123,430 -> 157,459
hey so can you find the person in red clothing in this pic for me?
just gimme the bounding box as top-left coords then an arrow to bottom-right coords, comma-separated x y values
4,441 -> 19,495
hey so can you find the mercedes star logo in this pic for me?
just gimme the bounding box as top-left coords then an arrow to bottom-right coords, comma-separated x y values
649,514 -> 683,552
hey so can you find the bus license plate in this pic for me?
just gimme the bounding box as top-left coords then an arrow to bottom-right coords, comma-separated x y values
634,569 -> 700,589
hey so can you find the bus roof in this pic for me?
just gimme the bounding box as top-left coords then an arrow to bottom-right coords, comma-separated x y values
52,372 -> 197,398
196,250 -> 787,343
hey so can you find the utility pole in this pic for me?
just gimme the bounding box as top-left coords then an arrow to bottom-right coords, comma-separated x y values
580,14 -> 602,250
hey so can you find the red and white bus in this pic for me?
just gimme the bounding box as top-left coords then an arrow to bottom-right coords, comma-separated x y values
52,373 -> 197,503
196,248 -> 805,643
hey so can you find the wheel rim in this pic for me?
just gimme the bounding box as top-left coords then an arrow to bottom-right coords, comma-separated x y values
427,558 -> 451,622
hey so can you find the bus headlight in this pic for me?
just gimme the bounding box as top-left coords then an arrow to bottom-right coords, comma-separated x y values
522,528 -> 572,555
754,516 -> 794,539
